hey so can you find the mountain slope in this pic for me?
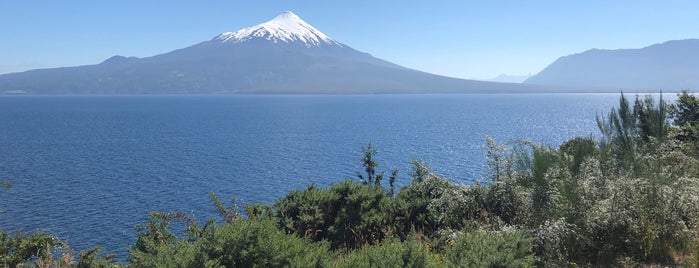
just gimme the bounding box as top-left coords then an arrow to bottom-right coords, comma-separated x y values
525,39 -> 699,90
482,74 -> 532,83
0,11 -> 542,94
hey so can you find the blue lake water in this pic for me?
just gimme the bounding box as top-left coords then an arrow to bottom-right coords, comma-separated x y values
0,94 -> 624,260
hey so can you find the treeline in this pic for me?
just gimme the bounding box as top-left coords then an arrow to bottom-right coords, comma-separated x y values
4,92 -> 699,267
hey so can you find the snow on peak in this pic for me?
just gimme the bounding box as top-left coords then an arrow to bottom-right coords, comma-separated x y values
214,11 -> 342,47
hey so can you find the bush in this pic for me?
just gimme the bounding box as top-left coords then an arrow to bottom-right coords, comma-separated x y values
129,212 -> 200,267
0,230 -> 66,267
195,219 -> 329,268
274,180 -> 391,249
332,236 -> 438,268
392,169 -> 450,238
444,228 -> 535,267
129,215 -> 329,267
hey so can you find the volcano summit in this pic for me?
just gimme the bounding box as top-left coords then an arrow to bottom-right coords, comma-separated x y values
214,11 -> 341,47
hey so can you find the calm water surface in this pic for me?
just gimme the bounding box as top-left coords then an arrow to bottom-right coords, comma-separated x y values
0,94 -> 624,259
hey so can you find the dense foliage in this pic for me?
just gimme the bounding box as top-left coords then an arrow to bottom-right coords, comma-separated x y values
4,91 -> 699,267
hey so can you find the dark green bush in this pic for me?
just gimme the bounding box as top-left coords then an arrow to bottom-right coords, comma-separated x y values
444,228 -> 535,267
0,230 -> 63,267
332,236 -> 437,268
274,180 -> 391,249
195,219 -> 329,268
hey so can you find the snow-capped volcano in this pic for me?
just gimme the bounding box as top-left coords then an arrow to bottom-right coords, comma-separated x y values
0,11 -> 543,94
214,11 -> 342,47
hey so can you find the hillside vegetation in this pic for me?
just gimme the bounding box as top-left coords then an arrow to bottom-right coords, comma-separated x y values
4,92 -> 699,267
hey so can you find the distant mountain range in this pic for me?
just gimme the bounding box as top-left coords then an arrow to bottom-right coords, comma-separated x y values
3,12 -> 696,94
525,39 -> 699,91
482,74 -> 532,83
0,11 -> 542,94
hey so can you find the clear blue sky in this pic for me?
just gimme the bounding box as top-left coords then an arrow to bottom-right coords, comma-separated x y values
1,1 -> 697,79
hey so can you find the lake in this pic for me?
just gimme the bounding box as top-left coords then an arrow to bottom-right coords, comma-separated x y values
0,94 -> 626,260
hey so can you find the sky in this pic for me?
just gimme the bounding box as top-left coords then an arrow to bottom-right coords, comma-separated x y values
1,1 -> 698,80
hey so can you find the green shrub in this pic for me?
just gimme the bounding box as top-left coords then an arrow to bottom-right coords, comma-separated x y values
444,228 -> 535,267
392,170 -> 449,238
0,230 -> 65,267
195,219 -> 329,268
332,237 -> 438,268
275,180 -> 391,249
129,212 -> 200,267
